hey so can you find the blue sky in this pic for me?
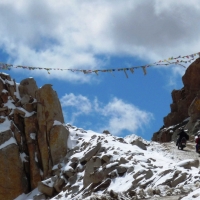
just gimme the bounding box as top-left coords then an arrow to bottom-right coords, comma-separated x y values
0,0 -> 200,140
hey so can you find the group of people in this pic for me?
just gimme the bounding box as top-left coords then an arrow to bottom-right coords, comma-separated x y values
176,127 -> 200,152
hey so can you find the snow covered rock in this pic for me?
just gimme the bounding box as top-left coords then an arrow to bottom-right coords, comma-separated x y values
0,73 -> 69,199
131,138 -> 147,150
176,159 -> 199,169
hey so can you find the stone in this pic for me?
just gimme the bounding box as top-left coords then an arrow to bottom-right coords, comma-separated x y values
109,170 -> 118,179
93,179 -> 111,192
50,125 -> 69,166
131,138 -> 147,150
1,90 -> 9,103
83,156 -> 102,187
63,166 -> 75,178
21,94 -> 31,105
127,166 -> 134,173
0,78 -> 4,94
19,77 -> 38,98
101,154 -> 111,163
116,166 -> 127,175
119,157 -> 129,165
68,174 -> 78,186
53,177 -> 66,193
80,142 -> 101,163
0,143 -> 29,200
102,130 -> 111,135
70,185 -> 80,194
177,159 -> 199,169
38,182 -> 55,197
152,128 -> 174,143
171,173 -> 187,187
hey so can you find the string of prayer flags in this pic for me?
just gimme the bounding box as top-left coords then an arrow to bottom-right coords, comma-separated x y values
0,51 -> 200,77
142,66 -> 147,75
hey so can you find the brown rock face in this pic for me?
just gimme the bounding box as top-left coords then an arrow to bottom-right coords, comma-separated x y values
0,73 -> 69,199
182,58 -> 200,91
19,77 -> 38,98
153,58 -> 200,142
164,58 -> 200,128
36,84 -> 68,178
0,130 -> 29,200
188,93 -> 200,122
50,125 -> 68,165
24,115 -> 41,189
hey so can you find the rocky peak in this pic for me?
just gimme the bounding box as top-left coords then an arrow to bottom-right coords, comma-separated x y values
0,73 -> 69,200
152,58 -> 200,142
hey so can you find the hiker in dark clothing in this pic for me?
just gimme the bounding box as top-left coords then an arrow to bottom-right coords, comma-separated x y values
176,128 -> 189,146
195,134 -> 200,152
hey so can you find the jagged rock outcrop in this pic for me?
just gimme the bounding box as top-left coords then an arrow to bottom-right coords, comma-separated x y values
36,84 -> 68,178
152,58 -> 200,142
0,73 -> 69,200
164,58 -> 200,128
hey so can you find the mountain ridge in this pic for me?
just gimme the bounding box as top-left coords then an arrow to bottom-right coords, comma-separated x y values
1,58 -> 200,200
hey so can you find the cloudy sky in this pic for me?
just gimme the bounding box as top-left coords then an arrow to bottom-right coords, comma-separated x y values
1,0 -> 200,140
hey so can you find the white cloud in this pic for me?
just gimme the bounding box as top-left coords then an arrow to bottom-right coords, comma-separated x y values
1,0 -> 200,81
60,93 -> 153,135
60,93 -> 92,124
98,98 -> 153,135
61,93 -> 92,113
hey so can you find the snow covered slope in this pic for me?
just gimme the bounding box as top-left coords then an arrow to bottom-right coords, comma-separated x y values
16,125 -> 200,200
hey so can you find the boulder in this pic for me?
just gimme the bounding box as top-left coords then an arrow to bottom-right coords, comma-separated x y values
116,166 -> 127,175
80,142 -> 101,163
93,179 -> 111,192
131,138 -> 147,150
171,172 -> 187,187
53,177 -> 66,193
0,143 -> 29,200
63,166 -> 75,178
19,77 -> 38,98
38,182 -> 55,197
176,159 -> 199,169
101,154 -> 112,163
50,125 -> 69,166
21,94 -> 31,105
83,155 -> 102,187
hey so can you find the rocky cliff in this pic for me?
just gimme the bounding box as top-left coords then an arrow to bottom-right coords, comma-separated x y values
0,73 -> 69,200
152,57 -> 200,142
2,71 -> 200,200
